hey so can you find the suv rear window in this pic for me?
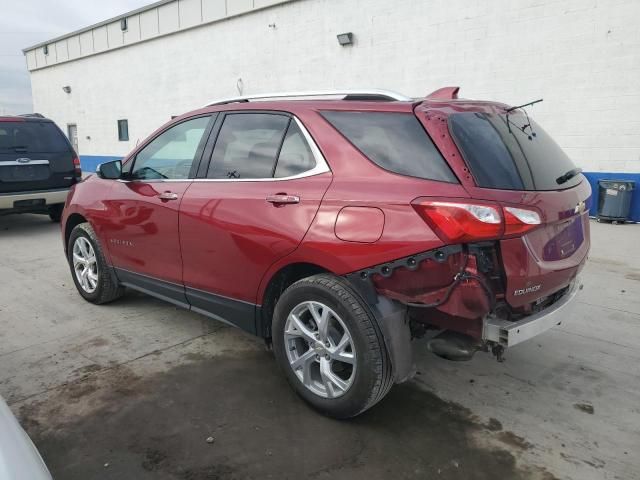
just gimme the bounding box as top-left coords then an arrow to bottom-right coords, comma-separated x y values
0,121 -> 69,153
449,112 -> 581,191
321,111 -> 457,183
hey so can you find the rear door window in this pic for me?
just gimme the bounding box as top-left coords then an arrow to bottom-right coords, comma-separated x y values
448,112 -> 581,190
0,121 -> 69,153
321,111 -> 457,183
207,113 -> 290,179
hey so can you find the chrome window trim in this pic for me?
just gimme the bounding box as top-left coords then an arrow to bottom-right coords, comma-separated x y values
118,116 -> 330,183
0,159 -> 49,166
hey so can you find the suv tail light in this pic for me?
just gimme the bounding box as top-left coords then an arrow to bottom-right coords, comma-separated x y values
503,206 -> 541,236
73,155 -> 82,181
412,200 -> 541,243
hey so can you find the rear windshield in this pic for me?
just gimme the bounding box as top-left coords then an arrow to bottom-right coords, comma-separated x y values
321,111 -> 458,183
448,112 -> 581,191
0,121 -> 70,153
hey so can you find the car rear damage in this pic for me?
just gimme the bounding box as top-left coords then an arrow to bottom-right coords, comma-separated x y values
340,88 -> 590,370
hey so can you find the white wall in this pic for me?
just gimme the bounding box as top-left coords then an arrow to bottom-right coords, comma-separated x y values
28,0 -> 640,174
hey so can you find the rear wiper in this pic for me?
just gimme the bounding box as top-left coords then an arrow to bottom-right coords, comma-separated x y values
505,98 -> 543,139
505,99 -> 544,113
556,167 -> 582,185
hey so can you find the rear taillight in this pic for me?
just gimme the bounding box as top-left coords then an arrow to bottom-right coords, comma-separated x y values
503,206 -> 541,236
73,155 -> 82,181
412,201 -> 502,243
412,200 -> 541,243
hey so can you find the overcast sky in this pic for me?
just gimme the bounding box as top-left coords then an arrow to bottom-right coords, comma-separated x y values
0,0 -> 151,115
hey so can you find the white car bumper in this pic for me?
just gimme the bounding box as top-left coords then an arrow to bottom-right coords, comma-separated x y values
484,279 -> 582,348
0,188 -> 69,210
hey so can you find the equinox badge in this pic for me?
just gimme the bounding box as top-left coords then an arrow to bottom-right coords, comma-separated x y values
514,285 -> 542,296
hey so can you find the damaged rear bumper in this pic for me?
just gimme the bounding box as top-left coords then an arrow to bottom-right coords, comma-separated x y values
483,278 -> 582,348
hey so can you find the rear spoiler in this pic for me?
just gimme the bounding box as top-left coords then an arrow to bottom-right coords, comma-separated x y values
425,86 -> 460,100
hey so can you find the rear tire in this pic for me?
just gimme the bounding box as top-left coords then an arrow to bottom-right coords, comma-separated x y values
272,274 -> 394,418
68,222 -> 124,304
48,204 -> 64,222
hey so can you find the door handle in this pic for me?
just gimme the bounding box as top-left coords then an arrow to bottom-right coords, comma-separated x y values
266,194 -> 300,205
157,191 -> 179,201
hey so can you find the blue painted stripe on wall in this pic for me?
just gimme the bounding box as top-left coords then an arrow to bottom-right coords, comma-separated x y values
582,172 -> 639,222
79,155 -> 122,174
79,156 -> 639,222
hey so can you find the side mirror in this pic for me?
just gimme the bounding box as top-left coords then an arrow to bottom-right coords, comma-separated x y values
96,160 -> 122,180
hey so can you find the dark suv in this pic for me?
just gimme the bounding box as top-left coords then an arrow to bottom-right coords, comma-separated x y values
62,88 -> 590,418
0,114 -> 80,221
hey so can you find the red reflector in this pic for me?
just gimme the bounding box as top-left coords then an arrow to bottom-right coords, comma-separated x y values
73,156 -> 82,179
412,201 -> 502,243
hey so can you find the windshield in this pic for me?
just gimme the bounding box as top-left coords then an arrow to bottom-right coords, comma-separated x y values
0,121 -> 70,153
448,112 -> 581,191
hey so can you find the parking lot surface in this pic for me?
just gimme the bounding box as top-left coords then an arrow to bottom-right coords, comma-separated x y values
1,214 -> 638,480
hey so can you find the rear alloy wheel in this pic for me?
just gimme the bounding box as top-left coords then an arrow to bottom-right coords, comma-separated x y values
284,301 -> 356,399
273,274 -> 394,418
68,222 -> 124,304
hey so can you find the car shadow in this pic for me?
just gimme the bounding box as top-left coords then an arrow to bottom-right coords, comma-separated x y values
0,213 -> 59,235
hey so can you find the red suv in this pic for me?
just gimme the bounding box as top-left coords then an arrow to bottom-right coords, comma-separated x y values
62,88 -> 590,418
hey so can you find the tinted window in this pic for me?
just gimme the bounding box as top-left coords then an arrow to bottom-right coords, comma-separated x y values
131,116 -> 209,180
274,121 -> 316,178
449,112 -> 581,191
118,119 -> 129,141
321,111 -> 457,182
207,113 -> 290,179
0,121 -> 69,153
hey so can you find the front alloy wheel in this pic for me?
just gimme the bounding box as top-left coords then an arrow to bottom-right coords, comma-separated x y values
285,301 -> 356,398
67,222 -> 124,304
73,236 -> 99,293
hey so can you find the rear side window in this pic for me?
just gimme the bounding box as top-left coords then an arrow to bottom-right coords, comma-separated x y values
0,121 -> 69,153
449,112 -> 581,191
321,111 -> 457,182
207,113 -> 290,179
274,121 -> 316,178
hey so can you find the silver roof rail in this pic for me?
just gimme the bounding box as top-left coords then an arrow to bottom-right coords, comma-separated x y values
203,89 -> 413,107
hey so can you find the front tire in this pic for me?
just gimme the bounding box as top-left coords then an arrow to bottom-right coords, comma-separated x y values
67,222 -> 124,304
272,274 -> 394,418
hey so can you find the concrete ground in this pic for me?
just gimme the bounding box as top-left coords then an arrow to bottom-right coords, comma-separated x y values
0,214 -> 638,480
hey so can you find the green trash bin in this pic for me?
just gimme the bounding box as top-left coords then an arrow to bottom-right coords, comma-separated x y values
597,180 -> 635,222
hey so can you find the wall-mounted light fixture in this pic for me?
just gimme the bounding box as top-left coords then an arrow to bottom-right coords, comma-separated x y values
337,32 -> 354,46
62,86 -> 72,94
43,45 -> 49,55
120,18 -> 128,31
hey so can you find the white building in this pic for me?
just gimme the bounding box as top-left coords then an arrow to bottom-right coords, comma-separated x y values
23,0 -> 640,219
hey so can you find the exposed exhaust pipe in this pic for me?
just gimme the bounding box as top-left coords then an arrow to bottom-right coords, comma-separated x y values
427,331 -> 480,361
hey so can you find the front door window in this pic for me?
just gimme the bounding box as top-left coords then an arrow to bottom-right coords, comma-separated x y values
131,116 -> 210,180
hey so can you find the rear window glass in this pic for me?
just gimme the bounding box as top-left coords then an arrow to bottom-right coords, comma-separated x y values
207,113 -> 289,179
321,111 -> 457,183
449,112 -> 581,191
0,121 -> 69,153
